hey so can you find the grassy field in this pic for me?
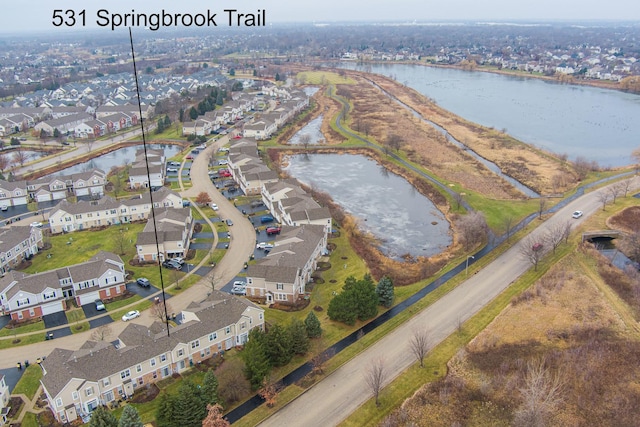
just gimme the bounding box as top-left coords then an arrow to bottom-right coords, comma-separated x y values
297,71 -> 356,85
13,364 -> 43,400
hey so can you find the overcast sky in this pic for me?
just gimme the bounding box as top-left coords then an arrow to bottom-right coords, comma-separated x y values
1,0 -> 639,34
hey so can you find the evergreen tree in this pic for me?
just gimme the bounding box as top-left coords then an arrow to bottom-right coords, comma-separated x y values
241,328 -> 271,389
229,68 -> 235,76
88,406 -> 117,427
376,276 -> 395,308
215,92 -> 224,106
118,404 -> 143,427
275,72 -> 281,81
179,107 -> 184,122
201,370 -> 220,406
155,393 -> 176,427
189,106 -> 198,120
264,323 -> 293,367
163,115 -> 171,127
328,275 -> 378,325
304,311 -> 322,338
53,128 -> 60,138
327,292 -> 357,325
288,318 -> 310,355
173,380 -> 206,427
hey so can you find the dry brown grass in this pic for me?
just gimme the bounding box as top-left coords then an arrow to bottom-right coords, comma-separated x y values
382,254 -> 640,427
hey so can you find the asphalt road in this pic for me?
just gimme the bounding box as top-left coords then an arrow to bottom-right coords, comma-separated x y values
258,176 -> 640,427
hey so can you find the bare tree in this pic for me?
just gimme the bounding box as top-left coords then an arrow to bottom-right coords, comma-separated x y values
514,358 -> 564,427
537,197 -> 547,219
619,178 -> 633,198
520,235 -> 545,271
299,133 -> 312,150
12,148 -> 30,166
258,377 -> 280,408
311,348 -> 334,376
113,228 -> 127,255
503,215 -> 515,242
456,211 -> 489,250
206,273 -> 220,295
86,139 -> 95,153
0,154 -> 8,173
202,404 -> 230,427
364,357 -> 387,407
151,298 -> 172,322
608,183 -> 623,205
361,121 -> 371,137
409,328 -> 430,368
596,191 -> 610,211
544,223 -> 566,254
90,324 -> 113,341
561,220 -> 572,244
385,134 -> 403,152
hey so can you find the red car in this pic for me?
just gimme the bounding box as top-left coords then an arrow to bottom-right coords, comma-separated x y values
186,154 -> 194,160
219,170 -> 232,177
266,226 -> 281,235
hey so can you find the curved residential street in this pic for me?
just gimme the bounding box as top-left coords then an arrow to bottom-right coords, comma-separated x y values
258,176 -> 640,427
0,135 -> 257,369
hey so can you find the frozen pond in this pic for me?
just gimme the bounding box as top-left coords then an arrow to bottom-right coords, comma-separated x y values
288,115 -> 325,145
285,153 -> 452,260
303,86 -> 320,96
58,144 -> 183,175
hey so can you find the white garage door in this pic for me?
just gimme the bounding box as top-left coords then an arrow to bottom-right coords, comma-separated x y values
41,300 -> 64,315
78,291 -> 100,306
36,194 -> 52,202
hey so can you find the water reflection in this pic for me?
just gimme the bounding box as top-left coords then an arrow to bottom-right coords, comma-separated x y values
285,153 -> 452,259
59,144 -> 182,175
288,115 -> 325,145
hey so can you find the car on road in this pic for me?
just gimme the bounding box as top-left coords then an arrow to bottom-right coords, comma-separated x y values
95,299 -> 106,311
122,310 -> 140,322
162,260 -> 182,270
210,203 -> 219,211
226,219 -> 233,226
168,161 -> 180,166
218,160 -> 229,165
266,226 -> 281,235
136,278 -> 151,287
166,167 -> 178,173
0,205 -> 8,211
30,221 -> 43,228
186,154 -> 194,160
572,210 -> 584,219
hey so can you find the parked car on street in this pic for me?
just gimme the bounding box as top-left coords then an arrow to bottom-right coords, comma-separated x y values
266,226 -> 281,235
226,219 -> 234,226
30,222 -> 43,228
210,203 -> 219,211
122,310 -> 140,322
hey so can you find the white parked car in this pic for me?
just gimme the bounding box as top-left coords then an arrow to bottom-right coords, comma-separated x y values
210,203 -> 219,211
218,160 -> 229,165
572,210 -> 584,219
122,310 -> 140,322
167,167 -> 178,173
30,222 -> 43,228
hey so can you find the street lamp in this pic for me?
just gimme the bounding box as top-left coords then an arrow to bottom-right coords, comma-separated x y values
466,255 -> 475,277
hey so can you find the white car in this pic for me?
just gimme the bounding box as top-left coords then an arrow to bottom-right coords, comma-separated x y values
572,210 -> 584,219
210,203 -> 219,211
256,242 -> 274,250
121,310 -> 140,322
167,167 -> 178,173
30,221 -> 43,228
218,160 -> 229,165
168,161 -> 180,166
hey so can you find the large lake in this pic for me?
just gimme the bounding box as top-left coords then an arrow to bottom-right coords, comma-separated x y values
285,153 -> 452,260
337,62 -> 640,167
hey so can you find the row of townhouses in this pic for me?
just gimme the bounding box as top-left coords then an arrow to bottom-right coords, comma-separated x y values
0,251 -> 126,321
128,148 -> 167,189
135,207 -> 194,263
181,92 -> 258,136
40,290 -> 264,424
0,169 -> 107,208
243,89 -> 310,140
47,186 -> 183,234
0,225 -> 43,275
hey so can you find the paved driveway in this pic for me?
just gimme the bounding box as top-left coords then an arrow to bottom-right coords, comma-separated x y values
42,311 -> 68,328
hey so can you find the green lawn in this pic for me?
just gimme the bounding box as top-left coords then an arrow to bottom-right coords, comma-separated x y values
13,365 -> 42,400
20,412 -> 38,427
0,320 -> 44,337
297,71 -> 356,85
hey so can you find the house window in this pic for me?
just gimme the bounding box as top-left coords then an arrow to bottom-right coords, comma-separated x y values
150,358 -> 156,367
191,340 -> 200,349
120,369 -> 131,380
103,378 -> 110,387
160,354 -> 167,362
85,387 -> 93,397
177,349 -> 184,357
43,291 -> 56,300
136,364 -> 142,373
152,371 -> 157,379
241,322 -> 246,330
55,398 -> 63,408
137,377 -> 144,386
16,298 -> 30,307
209,332 -> 217,341
276,283 -> 284,290
72,391 -> 79,400
276,293 -> 287,301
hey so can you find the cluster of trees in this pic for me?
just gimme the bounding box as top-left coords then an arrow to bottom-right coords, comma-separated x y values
181,87 -> 227,122
327,275 -> 395,326
155,115 -> 172,134
88,404 -> 142,427
155,371 -> 221,427
241,312 -> 322,389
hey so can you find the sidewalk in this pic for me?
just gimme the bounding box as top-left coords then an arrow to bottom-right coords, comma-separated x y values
10,385 -> 45,425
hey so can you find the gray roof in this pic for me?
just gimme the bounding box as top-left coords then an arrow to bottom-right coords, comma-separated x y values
41,290 -> 260,399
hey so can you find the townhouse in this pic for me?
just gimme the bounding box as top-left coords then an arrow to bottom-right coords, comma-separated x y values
0,180 -> 28,208
135,207 -> 193,262
128,148 -> 166,189
227,139 -> 278,195
0,251 -> 126,321
261,179 -> 331,234
47,187 -> 183,234
34,113 -> 94,136
242,119 -> 277,140
0,374 -> 9,425
246,224 -> 327,305
0,225 -> 43,275
26,169 -> 107,202
40,290 -> 264,423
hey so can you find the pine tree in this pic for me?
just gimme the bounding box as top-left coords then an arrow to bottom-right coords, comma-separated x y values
328,275 -> 378,325
155,393 -> 176,427
201,370 -> 220,406
88,406 -> 117,427
264,324 -> 293,367
173,380 -> 206,427
189,106 -> 198,120
288,318 -> 310,355
179,107 -> 184,122
376,276 -> 395,308
304,311 -> 322,338
118,404 -> 143,427
241,328 -> 271,389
